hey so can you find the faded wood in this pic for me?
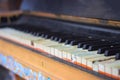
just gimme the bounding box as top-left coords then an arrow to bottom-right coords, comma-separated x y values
0,39 -> 101,80
24,11 -> 120,27
0,10 -> 120,27
0,11 -> 23,17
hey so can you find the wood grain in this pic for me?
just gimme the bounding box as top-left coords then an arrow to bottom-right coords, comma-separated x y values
0,39 -> 102,80
24,11 -> 120,28
0,10 -> 120,28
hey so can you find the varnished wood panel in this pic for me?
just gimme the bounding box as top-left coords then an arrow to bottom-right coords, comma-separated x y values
0,39 -> 102,80
0,11 -> 120,28
24,11 -> 120,28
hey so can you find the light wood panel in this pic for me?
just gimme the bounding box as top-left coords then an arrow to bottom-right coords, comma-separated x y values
0,39 -> 102,80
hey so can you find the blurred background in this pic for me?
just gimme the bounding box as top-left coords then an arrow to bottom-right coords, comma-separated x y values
0,65 -> 23,80
0,0 -> 22,11
0,0 -> 120,20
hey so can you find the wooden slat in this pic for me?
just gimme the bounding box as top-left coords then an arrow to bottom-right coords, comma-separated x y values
0,10 -> 120,28
0,11 -> 23,17
0,39 -> 102,80
24,11 -> 120,28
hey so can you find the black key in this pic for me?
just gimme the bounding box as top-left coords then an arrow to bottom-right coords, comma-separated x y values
65,39 -> 74,45
50,35 -> 54,40
35,33 -> 40,36
50,33 -> 67,41
53,34 -> 92,45
70,40 -> 80,45
78,40 -> 96,48
47,33 -> 55,40
41,33 -> 45,38
29,32 -> 33,35
45,32 -> 55,39
78,39 -> 103,48
58,37 -> 66,43
88,42 -> 120,51
65,37 -> 90,45
37,30 -> 52,38
54,37 -> 58,41
36,32 -> 43,36
54,36 -> 64,41
104,49 -> 120,56
78,43 -> 82,48
33,32 -> 38,36
83,44 -> 89,49
82,40 -> 109,49
50,36 -> 60,41
23,30 -> 28,33
58,38 -> 64,43
70,37 -> 97,46
58,35 -> 77,44
32,32 -> 38,35
55,34 -> 67,41
44,34 -> 50,39
115,53 -> 120,60
98,45 -> 120,54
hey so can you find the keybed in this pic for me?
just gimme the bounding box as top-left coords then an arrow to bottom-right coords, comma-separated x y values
0,27 -> 120,79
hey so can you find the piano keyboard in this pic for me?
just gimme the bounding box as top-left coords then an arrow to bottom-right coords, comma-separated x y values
0,27 -> 120,79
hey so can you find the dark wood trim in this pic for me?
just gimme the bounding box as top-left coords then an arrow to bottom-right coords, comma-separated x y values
1,10 -> 120,28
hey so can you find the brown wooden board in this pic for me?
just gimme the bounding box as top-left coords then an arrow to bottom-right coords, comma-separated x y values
1,11 -> 120,28
0,39 -> 102,80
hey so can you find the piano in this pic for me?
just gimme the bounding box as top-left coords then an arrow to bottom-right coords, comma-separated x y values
0,0 -> 120,80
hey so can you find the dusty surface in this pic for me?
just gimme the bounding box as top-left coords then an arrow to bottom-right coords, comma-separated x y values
0,39 -> 101,80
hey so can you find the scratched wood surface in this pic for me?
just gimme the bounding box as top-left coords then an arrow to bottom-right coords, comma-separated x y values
0,39 -> 102,80
0,11 -> 120,27
24,11 -> 120,27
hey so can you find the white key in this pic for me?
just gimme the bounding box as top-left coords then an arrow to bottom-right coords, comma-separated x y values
49,44 -> 73,58
98,59 -> 115,73
103,60 -> 120,78
75,51 -> 97,64
87,56 -> 115,72
0,28 -> 41,47
112,66 -> 120,79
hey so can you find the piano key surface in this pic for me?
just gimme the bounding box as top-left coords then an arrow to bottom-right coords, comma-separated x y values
0,27 -> 120,79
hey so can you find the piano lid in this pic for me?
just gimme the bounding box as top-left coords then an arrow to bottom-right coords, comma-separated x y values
20,0 -> 120,21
